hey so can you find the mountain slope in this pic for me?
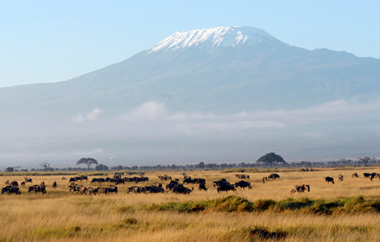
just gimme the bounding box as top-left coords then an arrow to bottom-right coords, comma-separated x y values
1,26 -> 379,120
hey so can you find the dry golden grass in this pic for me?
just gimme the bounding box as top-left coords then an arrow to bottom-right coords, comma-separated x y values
1,168 -> 380,241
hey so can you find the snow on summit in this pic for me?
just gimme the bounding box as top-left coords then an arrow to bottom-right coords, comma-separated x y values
148,26 -> 279,53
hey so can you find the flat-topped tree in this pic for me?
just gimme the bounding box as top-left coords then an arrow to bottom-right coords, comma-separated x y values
76,158 -> 98,170
257,152 -> 286,167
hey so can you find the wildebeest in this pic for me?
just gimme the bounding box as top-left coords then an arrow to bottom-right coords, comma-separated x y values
268,174 -> 280,180
2,186 -> 20,195
107,186 -> 118,194
127,186 -> 146,194
91,178 -> 105,183
172,186 -> 193,195
145,185 -> 165,194
10,181 -> 19,187
21,181 -> 25,186
68,184 -> 82,193
24,177 -> 32,183
213,179 -> 228,188
352,173 -> 359,178
85,187 -> 98,195
199,182 -> 207,191
155,182 -> 162,188
338,174 -> 343,181
79,186 -> 88,194
214,179 -> 236,193
235,174 -> 250,179
363,173 -> 372,178
234,180 -> 252,190
325,177 -> 335,184
262,177 -> 268,183
28,185 -> 46,194
369,173 -> 380,181
158,175 -> 172,181
166,180 -> 180,191
52,181 -> 57,188
290,184 -> 310,194
184,177 -> 206,184
217,184 -> 236,193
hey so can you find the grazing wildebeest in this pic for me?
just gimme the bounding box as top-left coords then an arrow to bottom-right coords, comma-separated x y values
217,183 -> 236,193
166,180 -> 180,191
199,182 -> 207,191
172,186 -> 193,195
213,179 -> 236,193
234,180 -> 252,190
352,173 -> 359,178
21,181 -> 25,186
79,175 -> 88,181
369,173 -> 380,181
127,186 -> 146,194
91,178 -> 105,184
338,174 -> 343,181
108,186 -> 118,194
290,184 -> 310,194
145,186 -> 165,194
2,186 -> 20,195
115,179 -> 125,185
325,177 -> 335,184
155,182 -> 162,188
69,177 -> 76,183
268,174 -> 280,180
363,173 -> 371,178
52,181 -> 57,188
113,174 -> 121,180
85,187 -> 98,195
28,185 -> 46,194
80,186 -> 88,194
235,174 -> 250,179
10,181 -> 19,187
68,184 -> 82,193
213,178 -> 228,188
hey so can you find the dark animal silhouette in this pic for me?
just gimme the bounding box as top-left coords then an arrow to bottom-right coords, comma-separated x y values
325,177 -> 335,184
2,186 -> 20,194
268,174 -> 280,180
290,184 -> 310,194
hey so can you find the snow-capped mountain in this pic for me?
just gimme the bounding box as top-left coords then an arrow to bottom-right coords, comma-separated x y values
148,26 -> 283,53
1,26 -> 380,166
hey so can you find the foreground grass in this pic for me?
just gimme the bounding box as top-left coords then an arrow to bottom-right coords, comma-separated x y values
2,168 -> 380,241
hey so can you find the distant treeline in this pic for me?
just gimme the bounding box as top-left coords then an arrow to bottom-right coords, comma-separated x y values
2,158 -> 378,173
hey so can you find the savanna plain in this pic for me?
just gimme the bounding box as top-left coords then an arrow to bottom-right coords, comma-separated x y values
2,167 -> 380,241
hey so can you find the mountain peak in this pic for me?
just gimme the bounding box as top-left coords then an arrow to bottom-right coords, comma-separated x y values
147,26 -> 281,53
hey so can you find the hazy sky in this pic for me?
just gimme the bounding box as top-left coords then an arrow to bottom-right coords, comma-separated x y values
1,1 -> 380,88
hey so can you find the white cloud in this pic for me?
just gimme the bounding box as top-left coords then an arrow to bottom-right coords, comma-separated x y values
73,108 -> 102,123
122,102 -> 167,121
118,99 -> 380,135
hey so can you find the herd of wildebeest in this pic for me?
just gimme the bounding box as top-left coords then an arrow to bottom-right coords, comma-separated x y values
1,171 -> 380,196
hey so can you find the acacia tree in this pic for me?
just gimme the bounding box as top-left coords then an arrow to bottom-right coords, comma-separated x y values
76,158 -> 98,169
359,157 -> 377,167
256,152 -> 286,167
40,161 -> 51,171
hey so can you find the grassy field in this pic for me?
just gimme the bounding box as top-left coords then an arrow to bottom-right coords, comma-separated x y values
1,167 -> 380,241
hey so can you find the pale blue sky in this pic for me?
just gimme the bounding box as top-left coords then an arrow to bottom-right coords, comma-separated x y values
1,1 -> 379,88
